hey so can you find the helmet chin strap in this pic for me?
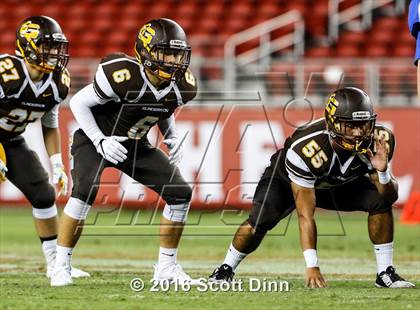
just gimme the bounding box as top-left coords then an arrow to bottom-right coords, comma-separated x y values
144,67 -> 171,88
329,131 -> 372,154
23,60 -> 48,81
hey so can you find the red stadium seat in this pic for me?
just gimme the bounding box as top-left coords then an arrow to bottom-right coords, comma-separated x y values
393,45 -> 415,57
364,45 -> 388,57
305,47 -> 331,57
230,3 -> 252,19
204,2 -> 224,18
373,17 -> 401,32
202,18 -> 222,35
335,44 -> 361,57
368,29 -> 393,45
339,31 -> 365,46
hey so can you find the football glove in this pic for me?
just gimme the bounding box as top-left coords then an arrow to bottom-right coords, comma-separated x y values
0,142 -> 7,182
0,159 -> 7,182
94,136 -> 128,165
50,154 -> 68,196
163,136 -> 183,165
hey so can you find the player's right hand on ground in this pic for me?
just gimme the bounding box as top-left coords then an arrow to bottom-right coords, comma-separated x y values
95,136 -> 128,165
305,267 -> 327,288
0,159 -> 7,182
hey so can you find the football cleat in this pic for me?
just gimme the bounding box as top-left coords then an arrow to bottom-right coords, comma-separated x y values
208,264 -> 235,283
375,266 -> 415,288
153,263 -> 200,285
50,267 -> 73,287
70,267 -> 90,278
47,265 -> 90,279
45,254 -> 90,279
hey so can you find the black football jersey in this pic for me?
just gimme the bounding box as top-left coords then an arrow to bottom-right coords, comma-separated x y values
0,54 -> 70,142
92,53 -> 197,140
278,118 -> 395,188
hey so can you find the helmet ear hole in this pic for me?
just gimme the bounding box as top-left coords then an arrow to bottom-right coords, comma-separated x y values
29,52 -> 37,60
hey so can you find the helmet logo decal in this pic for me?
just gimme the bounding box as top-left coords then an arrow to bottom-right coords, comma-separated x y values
325,93 -> 339,122
19,21 -> 40,41
139,23 -> 155,52
352,111 -> 371,120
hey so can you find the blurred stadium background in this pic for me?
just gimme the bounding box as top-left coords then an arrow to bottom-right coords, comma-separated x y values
0,0 -> 418,217
0,1 -> 419,307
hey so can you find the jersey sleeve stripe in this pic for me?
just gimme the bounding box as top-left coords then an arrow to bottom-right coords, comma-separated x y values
288,172 -> 315,188
93,65 -> 119,101
0,84 -> 4,99
93,81 -> 110,100
285,161 -> 314,180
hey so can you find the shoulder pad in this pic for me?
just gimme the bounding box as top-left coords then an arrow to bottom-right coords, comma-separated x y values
177,68 -> 197,103
0,54 -> 26,97
53,68 -> 70,101
373,124 -> 396,161
290,132 -> 332,175
93,53 -> 142,101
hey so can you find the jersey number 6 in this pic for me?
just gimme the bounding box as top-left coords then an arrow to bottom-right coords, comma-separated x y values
127,116 -> 159,139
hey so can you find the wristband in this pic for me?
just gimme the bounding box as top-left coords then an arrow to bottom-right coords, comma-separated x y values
303,249 -> 319,268
50,153 -> 63,167
377,168 -> 391,184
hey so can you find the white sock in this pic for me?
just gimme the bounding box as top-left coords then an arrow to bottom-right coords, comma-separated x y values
42,239 -> 57,266
158,247 -> 177,267
374,242 -> 393,273
223,243 -> 247,271
55,245 -> 73,270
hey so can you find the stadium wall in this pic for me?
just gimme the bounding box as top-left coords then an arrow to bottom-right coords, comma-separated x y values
0,106 -> 418,209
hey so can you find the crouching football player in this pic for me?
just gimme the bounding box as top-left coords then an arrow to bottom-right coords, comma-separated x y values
51,18 -> 197,286
0,16 -> 88,278
210,87 -> 415,288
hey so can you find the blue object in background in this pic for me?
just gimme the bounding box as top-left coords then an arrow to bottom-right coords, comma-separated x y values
408,0 -> 420,65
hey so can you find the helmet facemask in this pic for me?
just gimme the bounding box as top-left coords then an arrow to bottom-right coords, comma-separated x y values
328,118 -> 376,153
138,42 -> 191,83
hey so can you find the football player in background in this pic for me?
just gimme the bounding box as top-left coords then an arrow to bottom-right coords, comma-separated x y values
51,18 -> 197,286
408,0 -> 420,97
210,87 -> 415,289
0,16 -> 88,278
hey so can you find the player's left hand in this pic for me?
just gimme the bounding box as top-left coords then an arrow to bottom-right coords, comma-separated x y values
163,136 -> 183,165
305,267 -> 327,288
367,135 -> 388,172
52,163 -> 68,197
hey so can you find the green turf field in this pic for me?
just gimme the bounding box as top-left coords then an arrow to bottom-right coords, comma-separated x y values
1,206 -> 419,309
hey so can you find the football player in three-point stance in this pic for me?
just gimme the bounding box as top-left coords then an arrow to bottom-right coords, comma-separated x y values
0,16 -> 88,278
51,18 -> 197,286
210,87 -> 415,288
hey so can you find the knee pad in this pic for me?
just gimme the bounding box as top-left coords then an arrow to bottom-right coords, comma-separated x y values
248,211 -> 279,234
162,185 -> 192,205
32,205 -> 58,219
367,197 -> 392,216
64,197 -> 91,220
162,203 -> 190,223
71,170 -> 100,206
30,183 -> 56,210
